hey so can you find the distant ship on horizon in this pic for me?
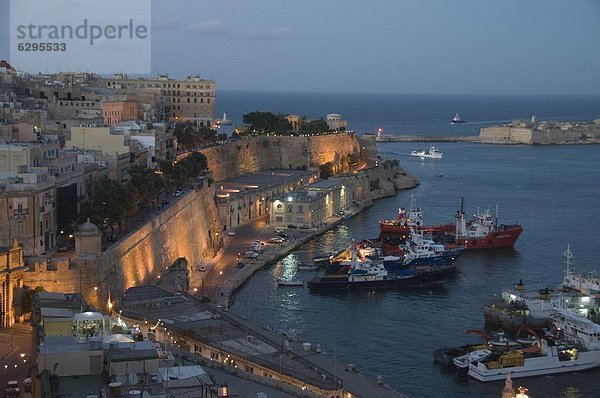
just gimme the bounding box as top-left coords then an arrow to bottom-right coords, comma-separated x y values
452,113 -> 466,124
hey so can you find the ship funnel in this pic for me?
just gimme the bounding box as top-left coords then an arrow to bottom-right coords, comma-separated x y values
515,279 -> 525,291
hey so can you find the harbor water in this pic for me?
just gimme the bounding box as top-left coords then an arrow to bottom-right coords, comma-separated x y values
220,92 -> 600,397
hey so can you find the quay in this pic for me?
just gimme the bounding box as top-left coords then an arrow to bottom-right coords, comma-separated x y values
150,184 -> 412,396
121,285 -> 408,398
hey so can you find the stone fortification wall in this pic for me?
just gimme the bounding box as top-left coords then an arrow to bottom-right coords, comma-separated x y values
200,133 -> 361,182
480,122 -> 600,144
99,186 -> 221,293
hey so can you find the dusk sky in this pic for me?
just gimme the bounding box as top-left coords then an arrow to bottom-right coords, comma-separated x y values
2,0 -> 600,95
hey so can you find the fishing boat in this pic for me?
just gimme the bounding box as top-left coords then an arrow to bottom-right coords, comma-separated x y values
410,146 -> 443,159
307,245 -> 454,291
468,307 -> 600,382
562,245 -> 600,294
452,205 -> 523,249
484,247 -> 600,331
453,349 -> 492,369
397,228 -> 464,268
452,113 -> 466,124
277,279 -> 303,287
379,195 -> 424,238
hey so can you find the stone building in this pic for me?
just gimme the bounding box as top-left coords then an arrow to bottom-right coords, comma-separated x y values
326,113 -> 348,131
0,239 -> 26,327
270,190 -> 327,228
67,126 -> 149,181
102,99 -> 143,126
103,74 -> 216,126
215,170 -> 314,232
0,167 -> 56,256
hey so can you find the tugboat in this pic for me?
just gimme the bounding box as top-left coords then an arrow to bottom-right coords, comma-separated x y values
379,197 -> 523,250
379,195 -> 424,238
452,113 -> 466,124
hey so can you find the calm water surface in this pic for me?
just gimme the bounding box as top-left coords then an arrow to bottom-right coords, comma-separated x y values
219,92 -> 600,397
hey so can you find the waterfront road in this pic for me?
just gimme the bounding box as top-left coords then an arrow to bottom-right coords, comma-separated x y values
157,203 -> 369,306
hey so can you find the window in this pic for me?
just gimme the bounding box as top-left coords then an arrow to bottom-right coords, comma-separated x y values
298,205 -> 304,213
287,205 -> 293,213
16,221 -> 24,236
276,216 -> 283,222
276,204 -> 283,212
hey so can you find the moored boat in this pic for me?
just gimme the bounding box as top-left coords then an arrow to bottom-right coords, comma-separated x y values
453,349 -> 492,369
468,307 -> 600,382
562,244 -> 600,295
308,245 -> 454,292
453,205 -> 523,249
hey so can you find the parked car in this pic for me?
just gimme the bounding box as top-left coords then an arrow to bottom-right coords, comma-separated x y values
5,380 -> 20,396
287,224 -> 298,229
227,230 -> 235,236
174,190 -> 183,197
244,251 -> 259,258
268,237 -> 284,244
235,262 -> 246,269
299,224 -> 310,229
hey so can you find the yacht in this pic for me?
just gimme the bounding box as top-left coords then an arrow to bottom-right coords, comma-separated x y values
410,146 -> 443,159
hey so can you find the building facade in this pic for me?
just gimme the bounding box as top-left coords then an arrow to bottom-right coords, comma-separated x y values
0,239 -> 25,327
103,74 -> 216,126
0,168 -> 56,256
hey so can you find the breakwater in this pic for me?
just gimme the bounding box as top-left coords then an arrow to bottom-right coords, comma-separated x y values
366,134 -> 481,143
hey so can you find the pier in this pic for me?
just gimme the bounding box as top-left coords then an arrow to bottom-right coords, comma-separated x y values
364,134 -> 481,143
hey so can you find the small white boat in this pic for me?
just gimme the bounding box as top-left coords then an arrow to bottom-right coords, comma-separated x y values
410,146 -> 443,159
277,279 -> 303,287
452,113 -> 466,124
488,334 -> 519,350
453,349 -> 492,369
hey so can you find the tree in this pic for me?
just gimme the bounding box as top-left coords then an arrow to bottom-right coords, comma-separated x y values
301,119 -> 329,135
243,111 -> 291,134
319,162 -> 335,179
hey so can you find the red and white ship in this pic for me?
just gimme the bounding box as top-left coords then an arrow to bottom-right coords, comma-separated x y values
380,198 -> 523,250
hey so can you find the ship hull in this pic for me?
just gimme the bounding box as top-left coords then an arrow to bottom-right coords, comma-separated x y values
468,348 -> 600,382
380,224 -> 523,250
459,226 -> 523,249
308,267 -> 453,291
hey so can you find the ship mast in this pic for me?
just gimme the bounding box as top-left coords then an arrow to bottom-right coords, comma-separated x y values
564,244 -> 574,277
